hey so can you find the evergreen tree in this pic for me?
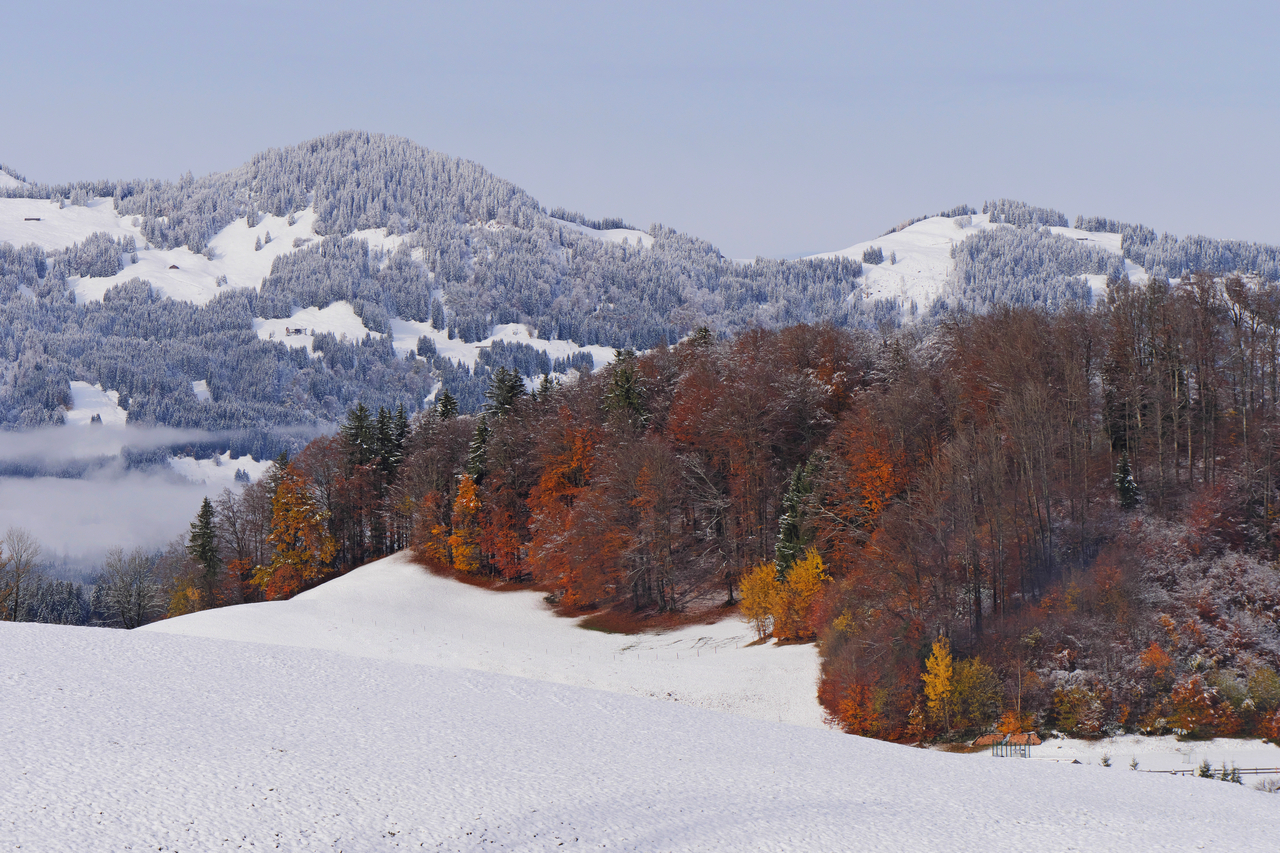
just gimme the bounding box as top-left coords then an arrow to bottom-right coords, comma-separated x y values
374,406 -> 395,474
436,390 -> 458,420
1114,453 -> 1140,510
340,403 -> 374,466
535,373 -> 556,401
775,460 -> 815,579
264,451 -> 290,497
186,496 -> 223,608
602,349 -> 646,428
466,415 -> 491,483
393,404 -> 409,463
484,366 -> 525,418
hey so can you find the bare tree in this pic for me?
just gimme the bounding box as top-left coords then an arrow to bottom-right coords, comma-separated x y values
0,527 -> 42,621
100,547 -> 163,629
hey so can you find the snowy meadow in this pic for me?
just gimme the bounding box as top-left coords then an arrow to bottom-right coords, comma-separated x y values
3,553 -> 1276,851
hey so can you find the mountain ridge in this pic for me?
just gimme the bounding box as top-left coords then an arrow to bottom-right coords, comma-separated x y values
2,132 -> 1279,460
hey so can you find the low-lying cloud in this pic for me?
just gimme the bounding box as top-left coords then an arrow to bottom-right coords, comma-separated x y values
0,422 -> 332,576
0,468 -> 225,572
0,423 -> 323,466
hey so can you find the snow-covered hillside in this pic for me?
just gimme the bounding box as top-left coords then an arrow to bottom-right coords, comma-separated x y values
0,194 -> 626,379
5,554 -> 1278,851
63,380 -> 127,428
69,206 -> 321,304
166,450 -> 274,489
146,552 -> 823,726
551,216 -> 655,248
813,214 -> 1147,310
0,197 -> 137,251
0,169 -> 27,190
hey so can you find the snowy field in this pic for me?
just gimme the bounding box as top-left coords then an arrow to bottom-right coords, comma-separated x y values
4,553 -> 1278,850
145,552 -> 823,727
63,381 -> 128,430
387,319 -> 618,374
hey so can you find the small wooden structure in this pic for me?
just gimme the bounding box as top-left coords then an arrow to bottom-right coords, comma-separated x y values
977,732 -> 1041,758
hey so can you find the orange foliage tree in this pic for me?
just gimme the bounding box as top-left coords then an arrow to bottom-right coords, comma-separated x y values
252,466 -> 337,600
448,474 -> 483,573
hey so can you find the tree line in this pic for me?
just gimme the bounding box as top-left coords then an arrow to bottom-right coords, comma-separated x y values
22,270 -> 1280,747
283,275 -> 1280,741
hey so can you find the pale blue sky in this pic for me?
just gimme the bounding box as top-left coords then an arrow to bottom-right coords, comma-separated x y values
3,1 -> 1277,258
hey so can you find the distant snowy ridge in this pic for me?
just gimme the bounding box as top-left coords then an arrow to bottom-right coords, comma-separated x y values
5,131 -> 1280,441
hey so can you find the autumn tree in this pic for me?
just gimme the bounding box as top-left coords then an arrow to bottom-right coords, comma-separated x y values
253,466 -> 337,600
770,548 -> 830,640
922,636 -> 954,732
448,473 -> 483,573
739,561 -> 778,640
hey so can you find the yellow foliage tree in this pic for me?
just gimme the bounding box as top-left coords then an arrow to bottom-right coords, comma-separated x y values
741,549 -> 830,641
773,548 -> 829,639
448,474 -> 483,573
252,466 -> 337,600
952,657 -> 1000,730
922,636 -> 954,731
167,584 -> 204,619
739,561 -> 779,640
771,548 -> 830,640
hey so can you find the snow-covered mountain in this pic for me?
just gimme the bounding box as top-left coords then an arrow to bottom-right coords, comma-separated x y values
4,551 -> 1277,850
5,134 -> 1280,479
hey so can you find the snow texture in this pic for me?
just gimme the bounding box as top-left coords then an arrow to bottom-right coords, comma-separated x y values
167,450 -> 273,488
814,215 -> 1146,309
4,553 -> 1277,850
551,216 -> 655,248
146,552 -> 823,727
389,319 -> 617,372
63,381 -> 127,428
253,301 -> 381,353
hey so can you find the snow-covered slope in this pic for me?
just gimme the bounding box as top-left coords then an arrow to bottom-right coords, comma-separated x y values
390,319 -> 617,372
145,552 -> 1280,770
813,214 -> 1145,309
69,206 -> 321,305
63,380 -> 128,428
253,300 -> 382,351
146,552 -> 823,727
0,196 -> 620,373
0,197 -> 137,252
6,560 -> 1277,851
551,216 -> 654,248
